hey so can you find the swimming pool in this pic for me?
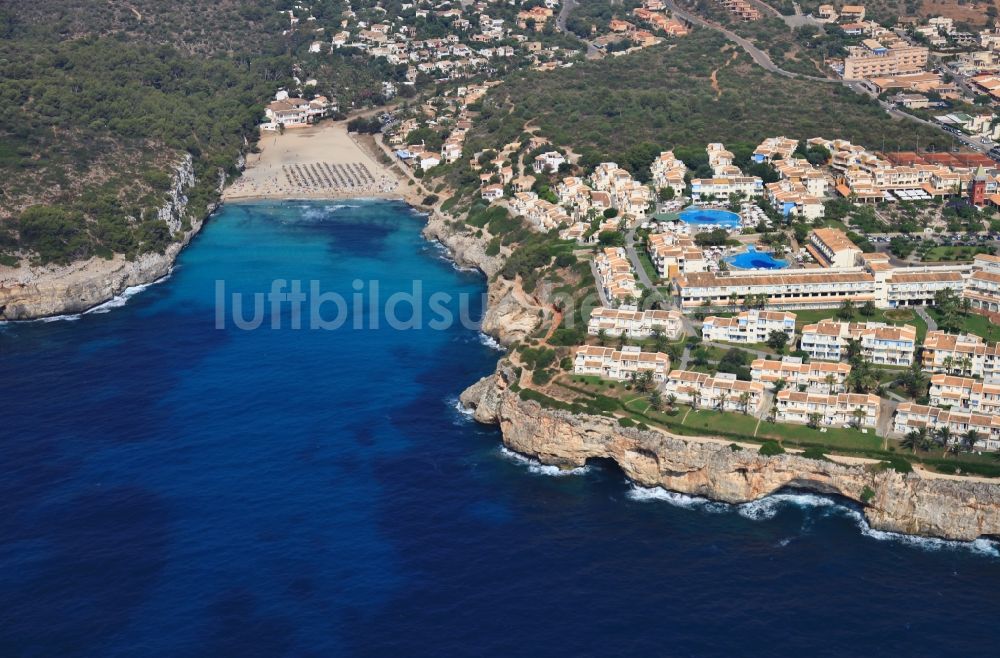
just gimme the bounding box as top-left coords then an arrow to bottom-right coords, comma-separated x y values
726,245 -> 788,270
678,208 -> 741,227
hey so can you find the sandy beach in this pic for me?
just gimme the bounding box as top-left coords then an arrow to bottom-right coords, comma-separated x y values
224,121 -> 413,202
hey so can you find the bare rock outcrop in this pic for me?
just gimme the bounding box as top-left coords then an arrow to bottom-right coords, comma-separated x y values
462,367 -> 1000,542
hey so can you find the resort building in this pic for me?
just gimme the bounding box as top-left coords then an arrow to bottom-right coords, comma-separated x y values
647,233 -> 706,278
775,390 -> 881,428
649,151 -> 687,195
573,345 -> 671,382
799,320 -> 917,365
701,310 -> 796,344
921,331 -> 1000,378
532,151 -> 566,174
765,180 -> 825,220
893,403 -> 1000,451
751,356 -> 851,393
871,265 -> 968,307
929,375 -> 1000,416
752,136 -> 798,163
963,254 -> 1000,321
663,370 -> 766,413
676,269 -> 877,310
587,306 -> 685,339
595,247 -> 640,305
260,96 -> 334,130
690,176 -> 763,203
806,228 -> 861,268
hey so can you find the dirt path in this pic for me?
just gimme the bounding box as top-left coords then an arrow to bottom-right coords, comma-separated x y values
709,51 -> 739,100
543,307 -> 564,341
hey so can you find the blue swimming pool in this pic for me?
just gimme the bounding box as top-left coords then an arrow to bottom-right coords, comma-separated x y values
679,208 -> 741,227
727,245 -> 788,270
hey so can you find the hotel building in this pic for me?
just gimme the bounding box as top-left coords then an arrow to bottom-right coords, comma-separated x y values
647,233 -> 707,278
775,390 -> 881,428
587,306 -> 685,339
573,345 -> 671,382
842,39 -> 929,80
806,228 -> 862,268
701,310 -> 796,344
751,356 -> 851,393
676,269 -> 877,310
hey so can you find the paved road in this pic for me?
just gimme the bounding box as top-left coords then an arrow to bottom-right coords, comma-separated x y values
625,225 -> 656,289
663,0 -> 990,154
556,0 -> 602,58
589,259 -> 611,307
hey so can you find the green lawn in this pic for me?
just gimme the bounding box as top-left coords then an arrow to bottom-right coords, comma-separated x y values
682,409 -> 760,436
927,309 -> 1000,343
756,422 -> 883,451
921,246 -> 992,263
635,250 -> 661,284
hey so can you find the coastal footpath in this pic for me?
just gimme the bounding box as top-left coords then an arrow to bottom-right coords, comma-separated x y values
460,362 -> 1000,542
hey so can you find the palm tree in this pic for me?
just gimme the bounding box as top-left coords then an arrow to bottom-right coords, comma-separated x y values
651,327 -> 667,352
963,429 -> 980,453
852,407 -> 866,429
825,373 -> 836,394
649,389 -> 663,412
666,393 -> 677,410
901,428 -> 928,454
942,355 -> 954,374
960,356 -> 972,376
714,393 -> 728,411
597,328 -> 608,346
773,377 -> 787,393
636,370 -> 654,393
807,412 -> 822,429
690,388 -> 702,409
738,391 -> 752,415
728,292 -> 740,312
934,426 -> 953,456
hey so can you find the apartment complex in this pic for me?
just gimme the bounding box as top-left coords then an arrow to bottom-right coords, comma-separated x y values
573,345 -> 671,381
963,254 -> 1000,321
842,39 -> 928,80
587,306 -> 685,339
595,247 -> 640,304
690,176 -> 763,203
649,151 -> 687,195
663,370 -> 766,413
893,403 -> 1000,451
676,269 -> 877,310
751,357 -> 851,393
799,320 -> 917,365
647,232 -> 707,278
929,375 -> 1000,416
921,331 -> 1000,378
775,390 -> 881,428
701,310 -> 796,344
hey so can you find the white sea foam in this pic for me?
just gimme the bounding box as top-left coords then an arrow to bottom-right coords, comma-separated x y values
498,446 -> 591,477
737,493 -> 839,521
626,485 -> 729,513
478,333 -> 505,352
84,278 -> 160,315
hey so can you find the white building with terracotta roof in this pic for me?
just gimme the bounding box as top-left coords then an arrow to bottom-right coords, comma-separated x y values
595,247 -> 640,305
649,151 -> 688,195
647,232 -> 706,278
921,331 -> 1000,378
800,320 -> 916,365
676,269 -> 877,310
929,374 -> 1000,416
587,306 -> 685,339
701,310 -> 796,344
807,228 -> 862,268
963,254 -> 1000,321
752,136 -> 798,163
663,370 -> 766,413
573,345 -> 671,381
893,403 -> 1000,450
751,356 -> 851,393
776,390 -> 880,428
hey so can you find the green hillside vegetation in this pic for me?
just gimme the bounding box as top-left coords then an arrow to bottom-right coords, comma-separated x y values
468,30 -> 952,177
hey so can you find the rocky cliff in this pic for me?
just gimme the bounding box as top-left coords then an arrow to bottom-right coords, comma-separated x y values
460,364 -> 1000,542
0,156 -> 210,320
423,211 -> 545,345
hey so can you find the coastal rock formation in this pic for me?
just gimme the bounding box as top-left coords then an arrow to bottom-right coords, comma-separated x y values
423,211 -> 545,345
0,157 -> 205,320
461,366 -> 1000,542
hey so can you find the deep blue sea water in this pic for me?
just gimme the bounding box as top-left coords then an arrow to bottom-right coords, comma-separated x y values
4,200 -> 1000,657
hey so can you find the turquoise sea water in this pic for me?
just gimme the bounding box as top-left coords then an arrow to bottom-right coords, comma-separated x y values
3,200 -> 1000,656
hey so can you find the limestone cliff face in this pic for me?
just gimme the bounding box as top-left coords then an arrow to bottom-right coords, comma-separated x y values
423,211 -> 545,345
461,366 -> 1000,542
0,156 -> 208,320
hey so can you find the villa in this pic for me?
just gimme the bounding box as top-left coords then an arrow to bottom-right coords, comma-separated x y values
751,357 -> 851,393
701,309 -> 796,344
532,151 -> 566,174
893,403 -> 1000,450
775,390 -> 880,428
663,370 -> 766,413
260,95 -> 334,130
752,136 -> 798,163
799,320 -> 916,365
573,345 -> 671,381
587,306 -> 685,339
929,374 -> 1000,416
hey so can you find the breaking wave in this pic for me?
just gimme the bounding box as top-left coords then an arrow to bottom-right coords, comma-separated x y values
626,485 -> 729,513
498,446 -> 591,477
478,333 -> 505,351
